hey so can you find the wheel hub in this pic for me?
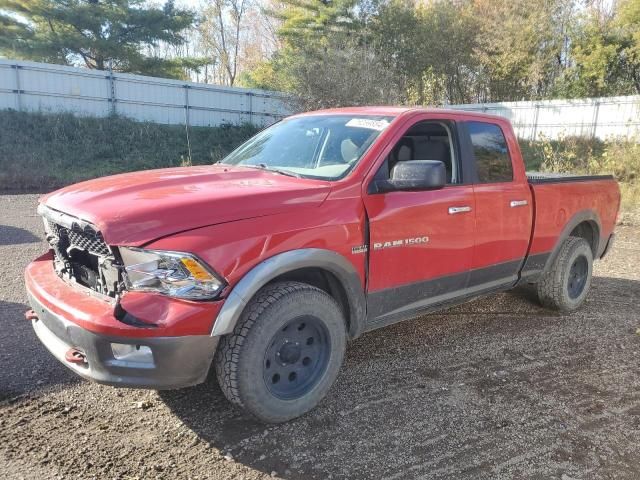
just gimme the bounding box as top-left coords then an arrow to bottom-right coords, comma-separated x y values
277,341 -> 301,365
263,315 -> 330,400
567,254 -> 588,299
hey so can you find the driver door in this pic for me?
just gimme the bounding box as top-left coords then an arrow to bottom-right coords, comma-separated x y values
363,119 -> 476,328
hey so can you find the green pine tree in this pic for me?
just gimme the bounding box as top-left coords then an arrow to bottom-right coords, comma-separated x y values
0,0 -> 200,79
270,0 -> 362,49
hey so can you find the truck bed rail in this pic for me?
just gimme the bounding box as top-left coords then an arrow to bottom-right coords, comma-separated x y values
527,172 -> 614,184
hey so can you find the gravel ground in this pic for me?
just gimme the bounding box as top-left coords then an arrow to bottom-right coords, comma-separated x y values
1,193 -> 639,480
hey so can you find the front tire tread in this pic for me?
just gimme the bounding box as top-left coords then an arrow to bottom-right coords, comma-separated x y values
214,281 -> 344,422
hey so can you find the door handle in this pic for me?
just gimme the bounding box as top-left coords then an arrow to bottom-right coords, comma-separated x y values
448,206 -> 472,215
510,200 -> 528,208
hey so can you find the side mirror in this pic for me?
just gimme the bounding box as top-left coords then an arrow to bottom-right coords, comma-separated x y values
371,160 -> 446,193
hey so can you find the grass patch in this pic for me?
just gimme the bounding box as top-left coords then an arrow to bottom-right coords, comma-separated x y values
0,110 -> 259,191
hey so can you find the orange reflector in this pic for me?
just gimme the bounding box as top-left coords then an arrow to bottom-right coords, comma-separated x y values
180,257 -> 213,281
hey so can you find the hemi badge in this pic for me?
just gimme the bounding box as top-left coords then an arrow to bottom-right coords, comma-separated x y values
352,245 -> 368,255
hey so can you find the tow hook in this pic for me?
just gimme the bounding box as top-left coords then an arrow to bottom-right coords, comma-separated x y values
65,348 -> 88,365
25,309 -> 38,321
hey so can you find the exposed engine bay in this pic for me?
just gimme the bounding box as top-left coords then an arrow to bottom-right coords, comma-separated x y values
38,205 -> 124,298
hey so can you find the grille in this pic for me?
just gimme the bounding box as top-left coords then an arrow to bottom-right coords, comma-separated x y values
68,229 -> 110,256
47,219 -> 110,256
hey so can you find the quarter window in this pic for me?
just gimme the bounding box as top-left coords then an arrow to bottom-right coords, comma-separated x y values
468,122 -> 513,183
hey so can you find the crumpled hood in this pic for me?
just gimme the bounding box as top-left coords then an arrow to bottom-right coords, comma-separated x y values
41,165 -> 331,245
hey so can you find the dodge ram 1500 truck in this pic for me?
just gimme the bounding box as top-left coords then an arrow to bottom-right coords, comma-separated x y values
25,107 -> 620,422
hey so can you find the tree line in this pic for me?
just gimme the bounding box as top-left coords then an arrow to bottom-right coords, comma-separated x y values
1,0 -> 639,109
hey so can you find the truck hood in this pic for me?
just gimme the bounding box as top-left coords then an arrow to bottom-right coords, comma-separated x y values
41,165 -> 331,245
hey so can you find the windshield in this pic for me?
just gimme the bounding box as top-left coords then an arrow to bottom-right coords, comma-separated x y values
220,115 -> 394,180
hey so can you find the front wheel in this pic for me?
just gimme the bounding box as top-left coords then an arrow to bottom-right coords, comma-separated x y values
536,236 -> 594,312
214,281 -> 347,423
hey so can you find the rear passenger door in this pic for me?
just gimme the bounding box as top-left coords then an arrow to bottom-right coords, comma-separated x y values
464,121 -> 533,288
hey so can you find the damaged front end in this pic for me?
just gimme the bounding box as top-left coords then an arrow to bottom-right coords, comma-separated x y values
38,204 -> 124,299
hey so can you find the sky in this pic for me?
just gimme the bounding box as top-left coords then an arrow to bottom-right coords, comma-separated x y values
146,0 -> 202,10
169,0 -> 618,13
179,0 -> 201,7
172,0 -> 202,8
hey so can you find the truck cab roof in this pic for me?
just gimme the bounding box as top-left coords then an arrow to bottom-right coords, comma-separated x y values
293,106 -> 508,123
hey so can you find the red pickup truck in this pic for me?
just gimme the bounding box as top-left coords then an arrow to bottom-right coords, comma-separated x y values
25,107 -> 619,422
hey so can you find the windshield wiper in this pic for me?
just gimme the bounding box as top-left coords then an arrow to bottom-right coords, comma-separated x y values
256,163 -> 302,178
231,163 -> 303,178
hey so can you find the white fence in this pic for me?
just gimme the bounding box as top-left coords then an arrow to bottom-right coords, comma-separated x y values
0,59 -> 290,127
1,59 -> 638,139
448,96 -> 640,140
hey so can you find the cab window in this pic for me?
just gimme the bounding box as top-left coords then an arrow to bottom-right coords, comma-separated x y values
468,122 -> 513,183
378,121 -> 460,184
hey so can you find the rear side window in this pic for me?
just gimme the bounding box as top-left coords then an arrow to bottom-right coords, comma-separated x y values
468,122 -> 513,183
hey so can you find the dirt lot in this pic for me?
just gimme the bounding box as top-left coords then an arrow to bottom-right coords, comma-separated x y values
1,193 -> 639,480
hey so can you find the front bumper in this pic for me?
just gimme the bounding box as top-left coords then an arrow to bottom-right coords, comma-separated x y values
26,253 -> 221,389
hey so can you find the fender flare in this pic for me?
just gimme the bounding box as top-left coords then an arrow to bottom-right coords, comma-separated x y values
542,209 -> 602,273
211,248 -> 367,338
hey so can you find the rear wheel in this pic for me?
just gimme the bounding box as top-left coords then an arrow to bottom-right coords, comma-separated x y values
536,236 -> 593,312
214,281 -> 347,423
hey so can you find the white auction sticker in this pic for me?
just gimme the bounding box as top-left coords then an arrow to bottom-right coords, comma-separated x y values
345,118 -> 390,131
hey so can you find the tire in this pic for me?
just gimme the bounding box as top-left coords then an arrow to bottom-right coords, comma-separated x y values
536,236 -> 594,312
214,281 -> 347,423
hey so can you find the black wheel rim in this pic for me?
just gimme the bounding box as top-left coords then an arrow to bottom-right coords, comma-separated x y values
263,315 -> 330,400
567,255 -> 588,299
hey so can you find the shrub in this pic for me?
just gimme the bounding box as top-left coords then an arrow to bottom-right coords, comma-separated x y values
521,134 -> 639,212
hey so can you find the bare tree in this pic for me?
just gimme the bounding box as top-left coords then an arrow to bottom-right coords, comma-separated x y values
200,0 -> 250,86
288,37 -> 400,111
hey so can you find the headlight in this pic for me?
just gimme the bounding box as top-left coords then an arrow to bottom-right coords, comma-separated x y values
119,247 -> 225,300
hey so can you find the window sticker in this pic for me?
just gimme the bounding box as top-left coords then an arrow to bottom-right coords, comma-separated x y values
345,118 -> 390,131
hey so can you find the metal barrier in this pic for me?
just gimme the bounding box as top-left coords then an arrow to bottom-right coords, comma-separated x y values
448,96 -> 640,140
0,59 -> 291,127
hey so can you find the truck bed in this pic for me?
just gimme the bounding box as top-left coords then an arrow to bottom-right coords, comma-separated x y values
524,173 -> 619,279
527,172 -> 614,184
